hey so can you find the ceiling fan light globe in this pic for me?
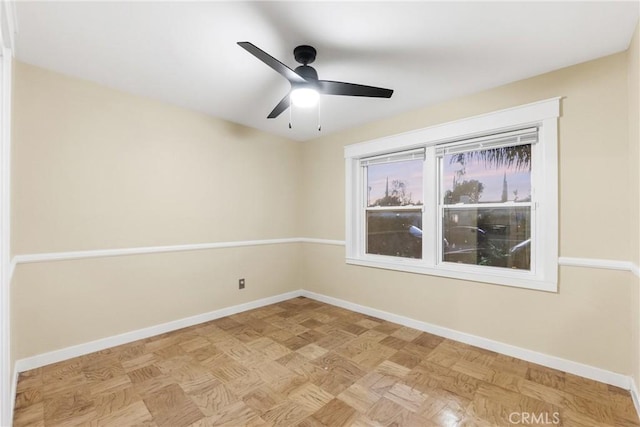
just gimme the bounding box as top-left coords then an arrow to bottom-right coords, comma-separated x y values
290,87 -> 319,108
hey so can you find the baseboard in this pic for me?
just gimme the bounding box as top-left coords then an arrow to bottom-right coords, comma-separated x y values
7,366 -> 18,427
301,290 -> 633,390
631,377 -> 640,422
13,290 -> 303,373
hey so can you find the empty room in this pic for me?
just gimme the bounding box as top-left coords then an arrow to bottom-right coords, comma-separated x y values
1,1 -> 640,426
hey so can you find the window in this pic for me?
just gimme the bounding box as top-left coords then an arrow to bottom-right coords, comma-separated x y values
364,149 -> 424,259
345,98 -> 559,291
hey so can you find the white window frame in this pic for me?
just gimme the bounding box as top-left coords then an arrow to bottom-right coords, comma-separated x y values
345,98 -> 560,292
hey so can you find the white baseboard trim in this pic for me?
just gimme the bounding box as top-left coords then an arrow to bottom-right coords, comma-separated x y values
301,290 -> 633,390
631,377 -> 640,421
9,365 -> 17,425
13,290 -> 303,373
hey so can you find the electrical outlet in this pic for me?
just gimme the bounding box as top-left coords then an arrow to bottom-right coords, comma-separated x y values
239,278 -> 245,289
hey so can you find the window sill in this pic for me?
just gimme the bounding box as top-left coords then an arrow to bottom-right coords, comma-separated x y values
345,257 -> 558,292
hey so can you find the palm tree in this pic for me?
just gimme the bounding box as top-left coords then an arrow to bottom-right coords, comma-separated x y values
449,145 -> 531,171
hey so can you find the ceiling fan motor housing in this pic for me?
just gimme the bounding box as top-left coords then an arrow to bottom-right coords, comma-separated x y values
294,65 -> 318,81
294,45 -> 317,65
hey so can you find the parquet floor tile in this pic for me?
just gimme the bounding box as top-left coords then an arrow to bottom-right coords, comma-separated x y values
12,297 -> 640,426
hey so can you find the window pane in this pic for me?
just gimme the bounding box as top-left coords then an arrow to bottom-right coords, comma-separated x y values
367,159 -> 423,207
442,145 -> 531,204
442,207 -> 530,270
367,210 -> 422,259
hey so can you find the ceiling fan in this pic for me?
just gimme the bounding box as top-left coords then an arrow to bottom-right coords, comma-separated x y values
237,41 -> 394,120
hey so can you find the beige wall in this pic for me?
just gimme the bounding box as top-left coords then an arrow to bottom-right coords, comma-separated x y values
301,51 -> 635,374
10,62 -> 302,361
629,22 -> 640,391
12,63 -> 302,254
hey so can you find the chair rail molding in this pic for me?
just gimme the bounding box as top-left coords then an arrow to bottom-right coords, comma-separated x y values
9,239 -> 640,280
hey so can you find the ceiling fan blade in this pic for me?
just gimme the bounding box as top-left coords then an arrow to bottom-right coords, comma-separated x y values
319,80 -> 393,98
267,93 -> 290,119
238,41 -> 307,84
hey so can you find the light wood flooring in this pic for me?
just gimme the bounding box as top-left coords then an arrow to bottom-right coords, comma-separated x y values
12,297 -> 640,426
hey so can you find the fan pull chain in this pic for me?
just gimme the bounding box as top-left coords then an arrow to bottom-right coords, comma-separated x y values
287,99 -> 323,131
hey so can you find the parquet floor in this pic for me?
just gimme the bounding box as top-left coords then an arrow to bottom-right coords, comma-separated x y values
12,297 -> 640,427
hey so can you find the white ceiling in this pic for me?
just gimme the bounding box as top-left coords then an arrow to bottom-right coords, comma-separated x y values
13,1 -> 640,141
